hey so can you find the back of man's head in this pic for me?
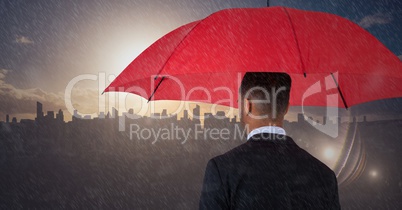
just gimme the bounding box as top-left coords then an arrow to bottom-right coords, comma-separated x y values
240,72 -> 291,120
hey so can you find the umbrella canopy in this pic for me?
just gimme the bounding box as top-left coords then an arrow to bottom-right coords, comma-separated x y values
104,7 -> 402,108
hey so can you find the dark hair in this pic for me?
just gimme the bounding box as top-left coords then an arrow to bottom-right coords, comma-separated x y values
240,72 -> 291,118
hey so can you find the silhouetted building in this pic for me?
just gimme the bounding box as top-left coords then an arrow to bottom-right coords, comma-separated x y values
6,114 -> 9,123
73,110 -> 82,119
46,111 -> 54,119
216,111 -> 225,118
193,105 -> 200,124
151,113 -> 161,119
297,113 -> 305,123
36,101 -> 44,121
112,107 -> 118,119
11,117 -> 17,123
183,110 -> 189,120
193,105 -> 200,118
161,109 -> 168,117
56,109 -> 64,122
98,112 -> 105,119
231,116 -> 237,123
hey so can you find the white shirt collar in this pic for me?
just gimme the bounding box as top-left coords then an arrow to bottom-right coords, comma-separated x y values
247,126 -> 286,140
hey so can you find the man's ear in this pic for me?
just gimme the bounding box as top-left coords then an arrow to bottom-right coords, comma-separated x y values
285,103 -> 290,115
243,99 -> 248,114
245,98 -> 252,114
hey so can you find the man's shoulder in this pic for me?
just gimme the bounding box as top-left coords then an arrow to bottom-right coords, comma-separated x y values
209,142 -> 251,164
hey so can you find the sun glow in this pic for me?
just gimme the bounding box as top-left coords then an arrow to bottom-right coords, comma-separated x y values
324,147 -> 336,159
112,44 -> 146,74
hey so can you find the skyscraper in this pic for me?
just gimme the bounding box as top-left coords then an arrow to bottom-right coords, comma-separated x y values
112,107 -> 118,119
36,101 -> 44,121
193,105 -> 201,124
297,113 -> 305,123
56,109 -> 64,122
193,105 -> 200,119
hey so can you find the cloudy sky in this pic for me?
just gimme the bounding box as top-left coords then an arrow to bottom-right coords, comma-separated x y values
0,0 -> 401,122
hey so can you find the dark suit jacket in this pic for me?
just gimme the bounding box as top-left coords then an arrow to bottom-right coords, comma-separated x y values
199,133 -> 340,210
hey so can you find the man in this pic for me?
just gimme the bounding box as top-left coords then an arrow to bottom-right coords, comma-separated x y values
199,72 -> 340,209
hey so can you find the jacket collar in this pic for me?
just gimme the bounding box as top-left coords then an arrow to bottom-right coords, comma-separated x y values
247,133 -> 297,146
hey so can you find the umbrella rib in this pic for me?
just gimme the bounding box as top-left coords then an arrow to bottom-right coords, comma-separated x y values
331,73 -> 348,109
147,76 -> 166,103
283,7 -> 307,78
155,21 -> 202,77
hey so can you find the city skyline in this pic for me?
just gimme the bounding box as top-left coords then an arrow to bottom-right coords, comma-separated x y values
0,101 -> 385,125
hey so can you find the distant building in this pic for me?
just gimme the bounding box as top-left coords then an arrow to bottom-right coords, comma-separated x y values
297,113 -> 304,123
98,112 -> 105,119
111,107 -> 118,119
151,113 -> 161,119
231,116 -> 237,123
192,105 -> 200,124
11,117 -> 17,123
183,110 -> 189,120
73,110 -> 82,120
161,109 -> 168,117
46,111 -> 55,119
36,101 -> 44,121
6,114 -> 9,123
193,105 -> 200,119
56,109 -> 64,122
216,111 -> 225,118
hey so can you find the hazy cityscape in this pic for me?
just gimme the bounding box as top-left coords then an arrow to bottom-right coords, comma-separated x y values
1,101 -> 402,209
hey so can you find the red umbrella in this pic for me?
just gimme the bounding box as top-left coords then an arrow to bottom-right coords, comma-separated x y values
103,7 -> 402,109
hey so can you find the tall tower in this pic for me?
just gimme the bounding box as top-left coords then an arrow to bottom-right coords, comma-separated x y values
56,109 -> 64,122
192,105 -> 201,124
36,101 -> 44,121
297,113 -> 304,123
6,114 -> 9,123
193,105 -> 200,119
112,107 -> 118,119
